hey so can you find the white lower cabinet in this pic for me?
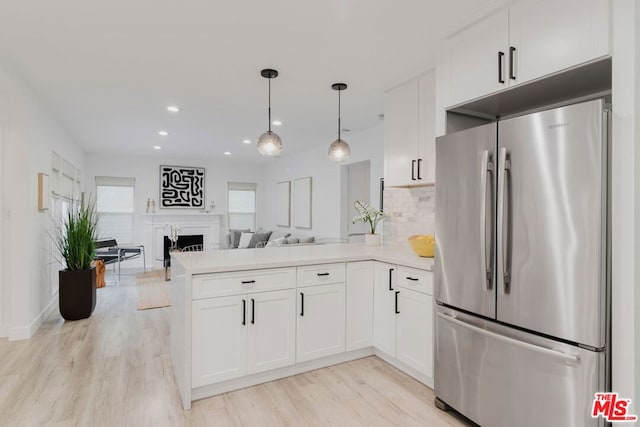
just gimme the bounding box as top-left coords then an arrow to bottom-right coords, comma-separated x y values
192,289 -> 296,388
346,261 -> 374,351
247,289 -> 296,375
192,295 -> 247,387
373,262 -> 397,356
373,261 -> 434,379
396,287 -> 433,378
296,283 -> 346,363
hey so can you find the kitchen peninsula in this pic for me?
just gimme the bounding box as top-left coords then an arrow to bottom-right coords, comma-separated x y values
170,243 -> 434,409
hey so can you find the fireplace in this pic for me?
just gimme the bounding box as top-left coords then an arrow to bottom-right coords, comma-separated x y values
163,234 -> 204,266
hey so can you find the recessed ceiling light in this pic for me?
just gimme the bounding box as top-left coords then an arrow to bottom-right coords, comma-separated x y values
158,130 -> 169,136
271,120 -> 282,126
153,145 -> 162,150
224,151 -> 231,155
167,105 -> 180,113
242,139 -> 251,144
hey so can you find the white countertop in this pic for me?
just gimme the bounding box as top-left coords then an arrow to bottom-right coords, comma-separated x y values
171,242 -> 434,275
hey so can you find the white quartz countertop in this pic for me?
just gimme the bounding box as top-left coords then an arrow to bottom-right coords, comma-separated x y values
171,243 -> 434,275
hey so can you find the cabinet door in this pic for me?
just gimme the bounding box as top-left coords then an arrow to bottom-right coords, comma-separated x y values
247,289 -> 296,375
296,283 -> 346,363
346,261 -> 374,351
373,262 -> 396,357
444,9 -> 509,107
384,78 -> 420,187
192,295 -> 247,387
509,0 -> 610,87
418,71 -> 436,184
396,288 -> 433,378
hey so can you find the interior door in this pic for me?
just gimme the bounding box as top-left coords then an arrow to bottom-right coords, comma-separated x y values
435,123 -> 496,319
496,99 -> 606,348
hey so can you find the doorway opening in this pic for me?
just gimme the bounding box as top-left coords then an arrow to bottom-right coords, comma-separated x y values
340,160 -> 371,242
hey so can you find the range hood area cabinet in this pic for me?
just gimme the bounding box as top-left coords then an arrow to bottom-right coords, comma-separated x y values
383,70 -> 435,187
440,0 -> 610,109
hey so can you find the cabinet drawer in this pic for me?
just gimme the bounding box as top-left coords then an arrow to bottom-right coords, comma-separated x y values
296,263 -> 346,287
396,266 -> 433,295
192,268 -> 296,300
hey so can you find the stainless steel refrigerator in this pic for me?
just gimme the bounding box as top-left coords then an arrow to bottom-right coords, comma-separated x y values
434,99 -> 609,427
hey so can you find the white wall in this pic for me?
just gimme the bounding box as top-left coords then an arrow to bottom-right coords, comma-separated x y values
84,153 -> 267,265
0,63 -> 85,340
261,123 -> 384,239
611,0 -> 640,411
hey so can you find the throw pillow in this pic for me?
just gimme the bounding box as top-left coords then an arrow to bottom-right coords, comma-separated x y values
285,237 -> 300,244
230,228 -> 250,248
248,230 -> 273,248
238,232 -> 254,249
265,237 -> 286,247
268,231 -> 291,242
300,236 -> 315,244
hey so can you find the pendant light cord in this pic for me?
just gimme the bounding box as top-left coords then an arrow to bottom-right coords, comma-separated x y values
338,88 -> 341,140
268,77 -> 272,132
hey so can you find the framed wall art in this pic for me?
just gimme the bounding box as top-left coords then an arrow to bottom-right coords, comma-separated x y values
293,176 -> 312,229
159,165 -> 205,209
276,181 -> 291,227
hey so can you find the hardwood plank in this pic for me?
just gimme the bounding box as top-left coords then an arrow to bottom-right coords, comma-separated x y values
0,271 -> 470,427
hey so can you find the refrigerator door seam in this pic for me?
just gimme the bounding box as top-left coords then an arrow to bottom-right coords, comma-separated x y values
437,312 -> 580,365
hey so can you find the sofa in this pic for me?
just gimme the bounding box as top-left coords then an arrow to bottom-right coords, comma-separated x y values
226,229 -> 315,249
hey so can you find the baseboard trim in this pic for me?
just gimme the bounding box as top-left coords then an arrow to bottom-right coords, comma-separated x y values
191,347 -> 375,406
8,292 -> 58,341
0,324 -> 7,338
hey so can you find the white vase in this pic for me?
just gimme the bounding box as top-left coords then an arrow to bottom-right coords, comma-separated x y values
365,233 -> 381,246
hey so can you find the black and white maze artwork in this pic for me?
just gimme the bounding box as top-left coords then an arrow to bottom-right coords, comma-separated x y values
160,165 -> 205,208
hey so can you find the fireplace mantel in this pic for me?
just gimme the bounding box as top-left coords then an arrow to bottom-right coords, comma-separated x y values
144,212 -> 224,267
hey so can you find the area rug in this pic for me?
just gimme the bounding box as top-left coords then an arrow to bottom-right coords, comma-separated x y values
136,270 -> 170,310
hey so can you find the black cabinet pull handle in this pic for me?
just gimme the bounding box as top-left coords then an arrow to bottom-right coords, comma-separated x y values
300,292 -> 305,317
509,46 -> 516,80
395,291 -> 400,314
251,298 -> 255,324
498,51 -> 505,84
242,299 -> 246,325
417,158 -> 423,180
241,280 -> 256,284
389,268 -> 394,291
317,272 -> 330,277
406,277 -> 419,281
411,160 -> 417,180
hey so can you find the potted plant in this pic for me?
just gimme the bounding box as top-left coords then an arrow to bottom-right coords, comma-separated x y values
352,200 -> 385,246
53,198 -> 98,320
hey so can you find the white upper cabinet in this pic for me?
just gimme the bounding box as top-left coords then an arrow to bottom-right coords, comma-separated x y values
441,0 -> 610,108
509,0 -> 610,86
384,70 -> 436,187
444,9 -> 509,108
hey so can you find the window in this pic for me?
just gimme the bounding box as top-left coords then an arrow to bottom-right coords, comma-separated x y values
228,182 -> 257,231
95,176 -> 135,243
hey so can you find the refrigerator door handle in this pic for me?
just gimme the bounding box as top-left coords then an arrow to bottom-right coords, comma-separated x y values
498,147 -> 511,293
436,312 -> 580,365
480,150 -> 493,290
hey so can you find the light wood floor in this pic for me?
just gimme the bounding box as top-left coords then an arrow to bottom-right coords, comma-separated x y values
0,271 -> 470,427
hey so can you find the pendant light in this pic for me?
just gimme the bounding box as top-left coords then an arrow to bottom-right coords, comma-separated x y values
257,69 -> 283,157
328,83 -> 351,162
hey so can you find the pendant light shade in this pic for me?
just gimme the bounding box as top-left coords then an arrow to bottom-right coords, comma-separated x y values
328,83 -> 350,162
257,69 -> 282,157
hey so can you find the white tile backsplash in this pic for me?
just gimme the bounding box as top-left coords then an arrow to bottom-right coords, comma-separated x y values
383,186 -> 435,245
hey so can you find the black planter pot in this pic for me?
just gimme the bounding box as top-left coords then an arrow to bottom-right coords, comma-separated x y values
59,267 -> 96,321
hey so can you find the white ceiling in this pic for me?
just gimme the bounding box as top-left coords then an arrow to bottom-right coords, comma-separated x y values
0,0 -> 504,163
